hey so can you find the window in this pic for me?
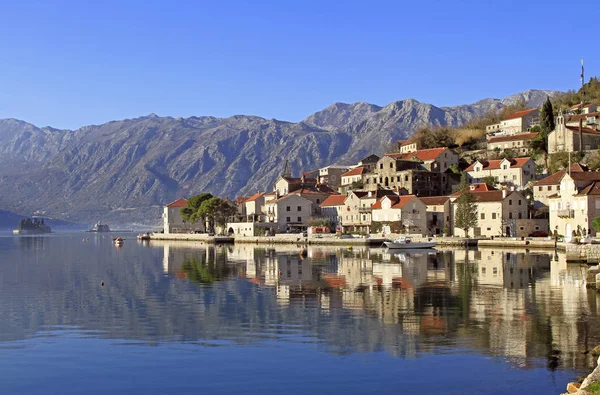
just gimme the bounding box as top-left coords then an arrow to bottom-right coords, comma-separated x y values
503,165 -> 507,170
405,175 -> 409,181
518,212 -> 522,219
286,206 -> 291,212
316,199 -> 320,204
297,206 -> 301,211
480,213 -> 485,220
520,227 -> 524,230
518,200 -> 521,205
547,186 -> 551,191
286,217 -> 291,222
390,163 -> 393,168
379,163 -> 383,169
509,200 -> 512,205
509,212 -> 513,219
297,217 -> 301,222
512,175 -> 517,181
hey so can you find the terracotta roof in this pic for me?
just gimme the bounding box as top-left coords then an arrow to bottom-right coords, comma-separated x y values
503,108 -> 537,121
419,196 -> 450,206
320,195 -> 347,206
461,190 -> 515,202
570,172 -> 600,182
534,169 -> 566,186
372,195 -> 417,209
245,192 -> 265,202
267,193 -> 312,204
449,183 -> 496,196
487,132 -> 538,144
566,111 -> 600,122
400,138 -> 417,147
235,196 -> 249,205
465,157 -> 532,172
565,126 -> 600,135
166,198 -> 188,208
342,167 -> 367,177
385,147 -> 451,162
576,181 -> 600,196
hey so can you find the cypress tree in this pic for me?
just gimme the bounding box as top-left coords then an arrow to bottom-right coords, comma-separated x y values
540,97 -> 555,136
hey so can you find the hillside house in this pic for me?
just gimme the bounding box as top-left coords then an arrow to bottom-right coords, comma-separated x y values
340,166 -> 367,189
244,192 -> 266,219
486,108 -> 540,136
318,165 -> 351,188
342,189 -> 397,233
466,157 -> 535,188
397,138 -> 420,153
487,132 -> 538,156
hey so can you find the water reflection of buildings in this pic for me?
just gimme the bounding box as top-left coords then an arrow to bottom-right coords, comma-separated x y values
158,242 -> 600,370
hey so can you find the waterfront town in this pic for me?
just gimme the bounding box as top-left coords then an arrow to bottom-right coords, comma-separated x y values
162,101 -> 600,243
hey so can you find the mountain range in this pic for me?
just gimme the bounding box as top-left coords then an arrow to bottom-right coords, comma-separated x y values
0,89 -> 560,226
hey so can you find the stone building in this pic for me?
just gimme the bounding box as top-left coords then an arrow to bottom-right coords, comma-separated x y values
341,189 -> 397,233
532,164 -> 588,209
486,132 -> 538,156
486,108 -> 540,136
361,148 -> 459,196
548,112 -> 600,153
548,171 -> 600,240
397,138 -> 420,153
263,194 -> 313,232
318,165 -> 351,188
163,198 -> 199,234
371,195 -> 427,235
319,194 -> 347,228
450,187 -> 529,237
420,196 -> 451,236
340,166 -> 368,188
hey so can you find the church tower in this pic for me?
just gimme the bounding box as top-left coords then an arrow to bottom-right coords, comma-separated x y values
282,159 -> 292,178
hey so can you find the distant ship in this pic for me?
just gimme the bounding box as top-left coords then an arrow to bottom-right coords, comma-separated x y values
13,217 -> 52,235
89,222 -> 110,232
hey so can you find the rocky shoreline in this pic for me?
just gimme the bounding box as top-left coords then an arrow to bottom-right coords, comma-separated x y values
563,353 -> 600,394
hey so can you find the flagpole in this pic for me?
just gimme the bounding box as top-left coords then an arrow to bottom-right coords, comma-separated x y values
579,58 -> 584,152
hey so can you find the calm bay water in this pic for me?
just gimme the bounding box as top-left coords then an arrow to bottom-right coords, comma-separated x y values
0,233 -> 599,394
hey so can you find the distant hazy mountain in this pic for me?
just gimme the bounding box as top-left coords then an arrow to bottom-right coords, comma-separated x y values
0,89 -> 561,226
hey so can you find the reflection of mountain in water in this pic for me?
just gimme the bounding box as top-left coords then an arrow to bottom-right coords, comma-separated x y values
0,237 -> 599,372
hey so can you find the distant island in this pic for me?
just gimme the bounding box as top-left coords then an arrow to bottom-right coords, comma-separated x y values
13,218 -> 52,235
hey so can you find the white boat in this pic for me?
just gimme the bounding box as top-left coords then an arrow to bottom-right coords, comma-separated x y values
384,236 -> 436,250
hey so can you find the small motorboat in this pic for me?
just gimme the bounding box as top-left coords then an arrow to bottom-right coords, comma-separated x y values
384,236 -> 436,250
114,237 -> 124,247
137,233 -> 151,241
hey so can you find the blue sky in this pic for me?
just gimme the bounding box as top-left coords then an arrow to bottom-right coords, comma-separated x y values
0,0 -> 593,129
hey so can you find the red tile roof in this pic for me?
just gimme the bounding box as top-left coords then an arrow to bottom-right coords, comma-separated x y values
419,196 -> 450,206
565,126 -> 600,135
385,147 -> 451,162
534,169 -> 566,186
342,167 -> 367,177
166,198 -> 188,208
503,108 -> 537,121
320,194 -> 347,206
465,157 -> 532,172
450,190 -> 515,202
245,192 -> 265,202
372,195 -> 418,209
576,181 -> 600,196
487,132 -> 539,144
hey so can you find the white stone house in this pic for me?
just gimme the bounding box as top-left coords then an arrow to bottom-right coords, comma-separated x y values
548,172 -> 600,240
450,188 -> 529,237
319,194 -> 347,228
264,194 -> 313,232
466,157 -> 535,189
371,195 -> 427,235
163,198 -> 197,234
486,132 -> 538,156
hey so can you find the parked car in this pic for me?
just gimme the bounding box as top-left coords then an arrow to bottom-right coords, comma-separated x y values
528,231 -> 548,237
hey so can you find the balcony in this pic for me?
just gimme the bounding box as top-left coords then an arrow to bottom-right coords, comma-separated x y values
557,209 -> 574,218
358,207 -> 372,213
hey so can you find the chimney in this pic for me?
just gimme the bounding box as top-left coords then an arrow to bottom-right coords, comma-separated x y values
301,174 -> 306,183
502,189 -> 507,199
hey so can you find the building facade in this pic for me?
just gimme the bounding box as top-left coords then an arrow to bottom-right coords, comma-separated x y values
466,157 -> 536,188
371,195 -> 427,235
548,113 -> 600,153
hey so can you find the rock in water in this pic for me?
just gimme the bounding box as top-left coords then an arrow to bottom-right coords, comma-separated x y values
566,382 -> 580,393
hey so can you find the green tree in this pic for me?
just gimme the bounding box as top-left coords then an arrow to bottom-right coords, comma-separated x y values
454,174 -> 478,237
181,193 -> 214,225
592,217 -> 600,234
198,197 -> 238,233
350,180 -> 364,189
482,176 -> 496,188
540,97 -> 555,136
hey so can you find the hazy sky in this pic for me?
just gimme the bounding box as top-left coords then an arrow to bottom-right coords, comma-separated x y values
0,0 -> 592,129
